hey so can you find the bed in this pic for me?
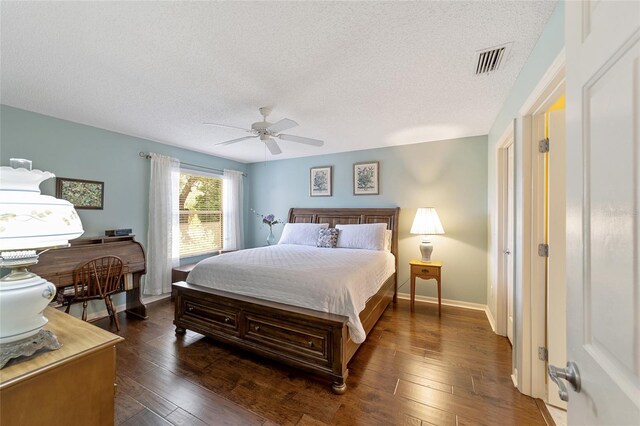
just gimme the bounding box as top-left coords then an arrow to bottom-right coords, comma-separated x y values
172,207 -> 399,394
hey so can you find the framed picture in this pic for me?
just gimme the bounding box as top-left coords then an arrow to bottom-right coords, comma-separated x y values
310,166 -> 332,197
56,177 -> 104,209
353,161 -> 379,195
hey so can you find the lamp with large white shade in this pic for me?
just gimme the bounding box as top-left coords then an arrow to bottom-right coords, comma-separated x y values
0,159 -> 84,366
410,207 -> 445,262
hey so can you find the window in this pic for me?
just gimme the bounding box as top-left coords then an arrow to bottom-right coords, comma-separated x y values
178,170 -> 223,258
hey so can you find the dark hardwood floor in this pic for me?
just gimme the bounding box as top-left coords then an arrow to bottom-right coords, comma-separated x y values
94,298 -> 547,425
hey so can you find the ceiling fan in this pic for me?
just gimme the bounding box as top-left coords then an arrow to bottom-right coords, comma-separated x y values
204,107 -> 324,155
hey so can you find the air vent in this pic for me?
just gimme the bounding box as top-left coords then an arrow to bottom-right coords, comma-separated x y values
474,43 -> 512,75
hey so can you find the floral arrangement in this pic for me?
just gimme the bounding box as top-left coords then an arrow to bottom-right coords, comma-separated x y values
252,210 -> 282,229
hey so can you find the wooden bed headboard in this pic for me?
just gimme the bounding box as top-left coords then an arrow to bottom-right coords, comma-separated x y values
288,207 -> 401,273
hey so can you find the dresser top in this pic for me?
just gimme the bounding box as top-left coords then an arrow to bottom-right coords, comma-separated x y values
0,307 -> 123,388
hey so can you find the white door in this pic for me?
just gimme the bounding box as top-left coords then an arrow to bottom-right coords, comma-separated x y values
507,142 -> 515,345
546,109 -> 566,409
561,1 -> 640,424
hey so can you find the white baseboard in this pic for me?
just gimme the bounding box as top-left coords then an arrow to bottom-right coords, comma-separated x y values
59,301 -> 119,322
142,293 -> 171,304
511,368 -> 518,387
61,293 -> 171,321
485,306 -> 497,333
396,293 -> 487,311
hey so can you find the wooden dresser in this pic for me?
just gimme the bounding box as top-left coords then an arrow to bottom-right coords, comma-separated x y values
0,307 -> 123,426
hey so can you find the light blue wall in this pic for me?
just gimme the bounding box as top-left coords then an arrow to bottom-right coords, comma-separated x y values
0,105 -> 488,305
0,105 -> 249,265
485,1 -> 564,386
248,136 -> 488,304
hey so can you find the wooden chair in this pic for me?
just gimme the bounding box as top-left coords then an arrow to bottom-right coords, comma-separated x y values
64,255 -> 125,331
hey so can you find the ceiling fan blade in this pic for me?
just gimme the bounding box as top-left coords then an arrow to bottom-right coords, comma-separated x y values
215,135 -> 258,146
268,118 -> 298,133
277,134 -> 324,147
204,122 -> 253,133
264,138 -> 282,155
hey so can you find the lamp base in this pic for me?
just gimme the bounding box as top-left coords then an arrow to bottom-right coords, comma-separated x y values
0,329 -> 61,369
0,266 -> 57,344
419,241 -> 434,262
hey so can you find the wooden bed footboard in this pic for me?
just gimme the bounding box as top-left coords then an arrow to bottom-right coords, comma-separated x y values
173,281 -> 351,393
173,207 -> 399,393
173,273 -> 395,394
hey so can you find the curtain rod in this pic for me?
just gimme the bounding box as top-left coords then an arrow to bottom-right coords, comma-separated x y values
139,152 -> 246,177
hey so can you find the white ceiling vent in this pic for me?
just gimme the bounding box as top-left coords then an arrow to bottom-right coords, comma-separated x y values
474,43 -> 513,75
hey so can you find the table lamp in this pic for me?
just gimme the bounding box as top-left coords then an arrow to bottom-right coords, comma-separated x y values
0,159 -> 84,365
410,207 -> 444,262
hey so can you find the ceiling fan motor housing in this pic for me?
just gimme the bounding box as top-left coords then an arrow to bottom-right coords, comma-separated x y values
252,121 -> 271,132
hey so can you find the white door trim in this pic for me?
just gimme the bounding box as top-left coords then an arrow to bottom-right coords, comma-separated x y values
515,48 -> 565,397
496,124 -> 515,338
520,48 -> 566,116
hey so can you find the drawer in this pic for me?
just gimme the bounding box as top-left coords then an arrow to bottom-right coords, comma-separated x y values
411,264 -> 440,277
181,298 -> 240,336
243,314 -> 330,365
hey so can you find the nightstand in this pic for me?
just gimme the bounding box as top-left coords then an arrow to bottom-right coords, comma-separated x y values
409,260 -> 442,315
172,263 -> 198,283
171,251 -> 239,283
171,263 -> 198,301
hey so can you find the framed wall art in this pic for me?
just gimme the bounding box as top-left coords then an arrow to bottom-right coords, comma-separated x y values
353,161 -> 379,195
56,177 -> 104,210
310,166 -> 332,197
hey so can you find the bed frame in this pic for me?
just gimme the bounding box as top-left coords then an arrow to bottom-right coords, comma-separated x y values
173,207 -> 399,394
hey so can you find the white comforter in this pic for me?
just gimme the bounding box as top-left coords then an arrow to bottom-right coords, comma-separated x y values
187,244 -> 396,343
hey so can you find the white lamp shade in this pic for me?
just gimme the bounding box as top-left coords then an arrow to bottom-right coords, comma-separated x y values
0,166 -> 84,251
410,207 -> 444,235
0,163 -> 84,344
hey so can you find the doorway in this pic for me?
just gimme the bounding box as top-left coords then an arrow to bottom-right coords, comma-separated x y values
522,75 -> 566,403
544,97 -> 566,409
497,130 -> 515,343
498,48 -> 565,401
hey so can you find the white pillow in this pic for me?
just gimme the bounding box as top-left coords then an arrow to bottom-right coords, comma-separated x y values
278,223 -> 329,246
384,229 -> 392,252
335,223 -> 388,251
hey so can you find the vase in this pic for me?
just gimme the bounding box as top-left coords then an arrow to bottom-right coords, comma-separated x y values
266,227 -> 276,246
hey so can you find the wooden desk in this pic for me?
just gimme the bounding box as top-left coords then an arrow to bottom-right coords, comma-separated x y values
0,308 -> 124,426
410,260 -> 443,315
30,235 -> 148,319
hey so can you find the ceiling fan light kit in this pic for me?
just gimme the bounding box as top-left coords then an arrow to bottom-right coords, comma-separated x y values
205,107 -> 324,155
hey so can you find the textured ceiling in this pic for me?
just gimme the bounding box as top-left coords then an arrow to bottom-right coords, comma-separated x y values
0,1 -> 556,163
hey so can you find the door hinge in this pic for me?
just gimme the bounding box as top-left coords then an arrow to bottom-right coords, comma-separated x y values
538,346 -> 548,361
538,243 -> 549,257
539,138 -> 550,153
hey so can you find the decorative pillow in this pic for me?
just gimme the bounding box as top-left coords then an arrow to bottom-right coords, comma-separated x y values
316,228 -> 339,248
335,223 -> 388,251
278,223 -> 329,246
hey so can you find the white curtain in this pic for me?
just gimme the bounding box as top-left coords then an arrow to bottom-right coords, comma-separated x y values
145,153 -> 180,295
223,169 -> 244,251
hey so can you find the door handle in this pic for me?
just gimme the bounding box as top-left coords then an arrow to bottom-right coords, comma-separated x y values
548,361 -> 581,402
504,249 -> 511,255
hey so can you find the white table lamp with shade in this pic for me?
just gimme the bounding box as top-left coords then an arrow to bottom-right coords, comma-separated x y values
0,158 -> 84,368
410,207 -> 445,262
